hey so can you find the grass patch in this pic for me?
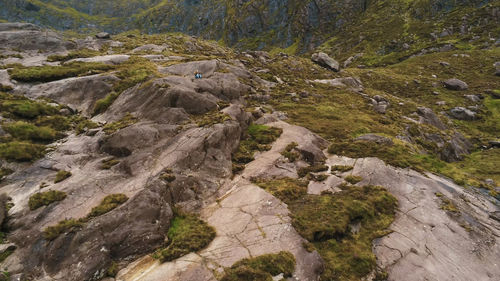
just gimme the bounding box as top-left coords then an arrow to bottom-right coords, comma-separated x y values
43,219 -> 84,240
331,165 -> 354,173
0,141 -> 45,162
103,113 -> 138,134
153,213 -> 215,263
92,92 -> 118,116
345,175 -> 363,185
47,49 -> 101,62
86,194 -> 128,218
100,158 -> 120,169
196,112 -> 231,127
256,179 -> 397,281
8,62 -> 114,82
28,190 -> 67,210
297,164 -> 328,178
281,142 -> 299,162
221,251 -> 296,281
0,98 -> 58,119
3,121 -> 58,142
54,170 -> 72,183
232,124 -> 282,165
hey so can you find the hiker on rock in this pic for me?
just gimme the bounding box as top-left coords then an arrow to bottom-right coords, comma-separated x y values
194,70 -> 202,79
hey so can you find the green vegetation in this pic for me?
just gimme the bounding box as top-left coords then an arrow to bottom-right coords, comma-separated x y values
345,175 -> 363,185
54,170 -> 72,183
106,261 -> 119,277
233,124 -> 282,165
87,194 -> 128,218
153,213 -> 215,262
100,158 -> 120,169
74,117 -> 99,135
256,179 -> 397,281
47,49 -> 101,62
3,121 -> 58,142
0,97 -> 58,119
0,141 -> 46,162
28,190 -> 67,210
281,142 -> 299,162
196,111 -> 231,127
297,164 -> 328,178
92,92 -> 118,116
0,249 -> 13,263
221,251 -> 296,281
43,219 -> 83,240
103,113 -> 138,134
8,62 -> 114,82
331,165 -> 354,173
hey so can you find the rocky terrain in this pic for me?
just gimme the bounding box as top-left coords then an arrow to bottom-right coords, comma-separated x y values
0,8 -> 498,281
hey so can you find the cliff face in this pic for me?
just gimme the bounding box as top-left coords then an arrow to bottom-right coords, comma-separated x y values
0,0 -> 494,51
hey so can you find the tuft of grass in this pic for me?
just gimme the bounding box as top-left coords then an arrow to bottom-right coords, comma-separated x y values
0,98 -> 58,119
35,115 -> 71,131
160,172 -> 176,183
221,251 -> 296,281
439,197 -> 458,213
73,117 -> 99,135
233,124 -> 282,165
54,170 -> 72,183
102,113 -> 138,134
0,141 -> 46,162
28,190 -> 67,210
3,121 -> 58,142
92,92 -> 118,116
281,142 -> 299,162
331,165 -> 354,173
43,219 -> 84,240
106,261 -> 119,277
254,178 -> 308,202
297,164 -> 328,178
153,213 -> 215,263
47,49 -> 101,62
0,249 -> 13,263
8,62 -> 114,83
196,112 -> 231,127
100,158 -> 120,169
345,175 -> 363,185
87,194 -> 128,218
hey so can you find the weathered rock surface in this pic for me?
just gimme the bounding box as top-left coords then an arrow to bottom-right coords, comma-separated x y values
66,54 -> 130,65
313,77 -> 363,89
355,134 -> 394,145
327,156 -> 500,281
417,107 -> 447,130
449,106 -> 477,120
0,23 -> 73,52
24,74 -> 119,116
311,52 -> 340,72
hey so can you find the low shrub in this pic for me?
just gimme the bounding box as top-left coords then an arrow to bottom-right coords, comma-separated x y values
154,213 -> 215,262
331,165 -> 354,173
297,164 -> 328,178
87,194 -> 128,218
28,190 -> 67,210
100,158 -> 120,169
0,99 -> 58,119
92,92 -> 118,116
281,142 -> 299,162
54,170 -> 72,183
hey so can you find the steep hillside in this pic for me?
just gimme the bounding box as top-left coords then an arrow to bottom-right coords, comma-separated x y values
0,0 -> 497,51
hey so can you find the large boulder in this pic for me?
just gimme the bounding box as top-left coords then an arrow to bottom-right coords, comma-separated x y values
441,132 -> 472,162
449,107 -> 477,120
311,52 -> 340,72
443,78 -> 468,91
417,107 -> 447,130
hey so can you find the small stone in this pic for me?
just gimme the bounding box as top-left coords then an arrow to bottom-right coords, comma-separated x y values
449,107 -> 476,120
432,91 -> 440,96
443,78 -> 468,91
95,32 -> 111,39
436,101 -> 446,106
440,61 -> 451,67
464,95 -> 481,103
311,52 -> 340,72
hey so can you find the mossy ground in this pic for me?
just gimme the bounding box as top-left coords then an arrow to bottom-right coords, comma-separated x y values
220,251 -> 296,281
86,194 -> 128,218
256,179 -> 397,281
232,124 -> 282,166
54,170 -> 72,183
153,213 -> 215,263
102,113 -> 138,134
8,62 -> 114,83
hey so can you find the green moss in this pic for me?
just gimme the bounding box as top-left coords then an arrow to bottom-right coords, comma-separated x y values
43,218 -> 84,240
35,115 -> 71,131
233,124 -> 282,165
153,213 -> 215,263
28,190 -> 67,210
106,261 -> 119,277
254,178 -> 307,202
281,142 -> 299,162
73,117 -> 99,134
100,158 -> 120,169
103,113 -> 138,134
87,194 -> 128,218
8,62 -> 114,82
54,170 -> 72,183
221,251 -> 296,281
0,141 -> 46,162
3,121 -> 58,142
47,49 -> 101,62
345,175 -> 363,185
297,164 -> 328,178
439,197 -> 458,213
0,98 -> 58,119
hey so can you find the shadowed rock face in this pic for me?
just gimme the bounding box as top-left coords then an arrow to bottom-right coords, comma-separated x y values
0,23 -> 74,52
